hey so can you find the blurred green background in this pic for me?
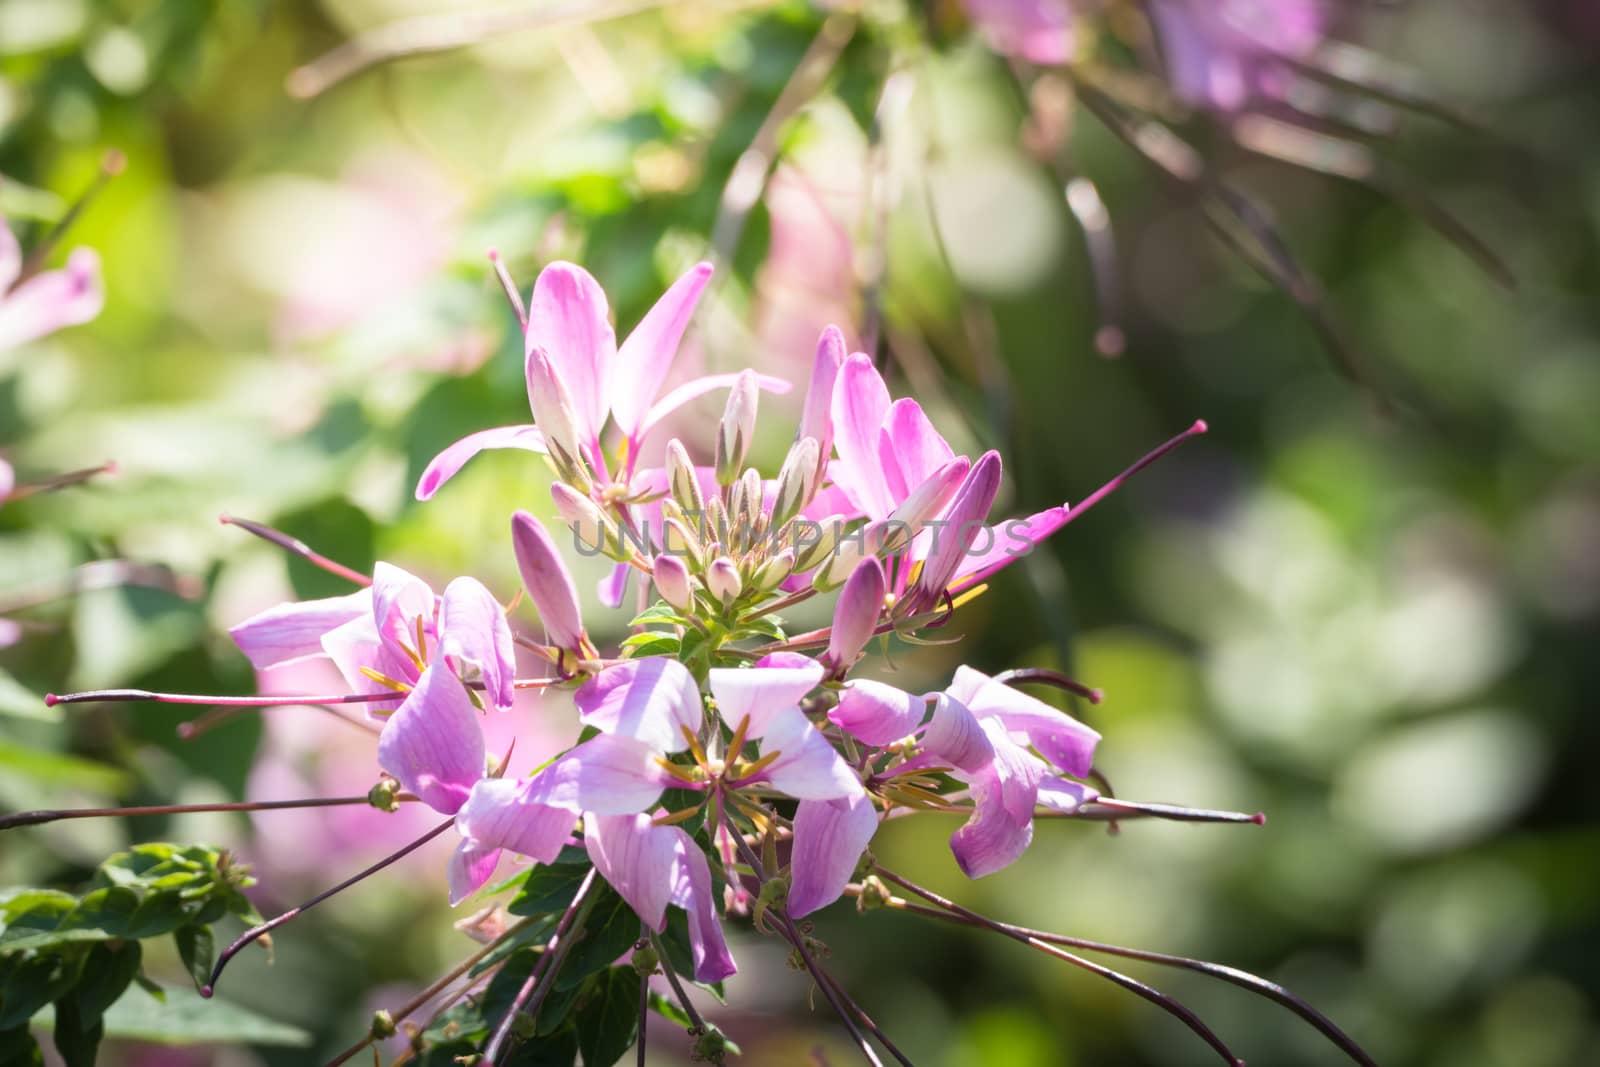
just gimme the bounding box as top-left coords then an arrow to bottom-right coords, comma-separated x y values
3,1 -> 1598,1064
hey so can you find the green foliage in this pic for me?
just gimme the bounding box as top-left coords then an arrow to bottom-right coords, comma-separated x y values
0,843 -> 264,1063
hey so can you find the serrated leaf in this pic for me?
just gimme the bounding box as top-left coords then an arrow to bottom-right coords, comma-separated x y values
575,967 -> 640,1067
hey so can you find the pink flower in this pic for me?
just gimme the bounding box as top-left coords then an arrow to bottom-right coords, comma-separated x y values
1148,0 -> 1325,112
0,215 -> 102,352
963,0 -> 1076,65
416,261 -> 786,499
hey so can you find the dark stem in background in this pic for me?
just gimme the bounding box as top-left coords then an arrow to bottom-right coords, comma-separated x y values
203,816 -> 455,997
874,866 -> 1247,1067
637,921 -> 651,1067
483,867 -> 601,1064
15,151 -> 125,284
646,928 -> 708,1035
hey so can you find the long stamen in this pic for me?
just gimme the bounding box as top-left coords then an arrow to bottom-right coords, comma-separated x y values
219,515 -> 372,587
45,688 -> 404,708
647,927 -> 709,1034
1078,798 -> 1266,826
483,867 -> 600,1063
882,897 -> 1378,1067
203,816 -> 455,997
873,867 -> 1243,1067
991,667 -> 1103,705
0,794 -> 418,833
487,249 -> 528,330
15,151 -> 124,284
0,460 -> 118,503
176,703 -> 381,740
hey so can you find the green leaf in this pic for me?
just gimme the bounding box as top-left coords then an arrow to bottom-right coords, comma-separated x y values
647,989 -> 692,1028
627,603 -> 686,628
619,633 -> 681,658
0,1024 -> 41,1066
74,942 -> 142,1020
503,1020 -> 579,1066
659,909 -> 726,1003
51,989 -> 102,1067
507,858 -> 591,919
555,890 -> 640,991
575,967 -> 640,1067
0,952 -> 82,1029
33,985 -> 312,1047
174,925 -> 213,991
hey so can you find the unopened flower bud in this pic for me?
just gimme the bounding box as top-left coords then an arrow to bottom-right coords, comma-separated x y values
754,547 -> 796,591
706,556 -> 741,605
713,370 -> 759,486
882,457 -> 970,547
630,942 -> 660,977
661,515 -> 705,569
369,1010 -> 397,1040
901,451 -> 1002,617
799,327 -> 846,479
367,775 -> 402,812
813,526 -> 867,591
822,557 -> 885,676
792,514 -> 844,575
665,438 -> 705,517
512,510 -> 586,652
551,483 -> 620,559
770,436 -> 820,530
732,467 -> 763,546
526,345 -> 593,493
652,553 -> 695,613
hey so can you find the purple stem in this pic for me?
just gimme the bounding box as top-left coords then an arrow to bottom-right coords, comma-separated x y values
1086,797 -> 1266,826
1,794 -> 417,832
219,514 -> 372,587
874,867 -> 1243,1067
992,667 -> 1103,705
203,816 -> 455,997
487,249 -> 529,330
483,866 -> 600,1063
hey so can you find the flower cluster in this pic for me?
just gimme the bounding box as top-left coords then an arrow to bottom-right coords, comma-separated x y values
31,260 -> 1378,1067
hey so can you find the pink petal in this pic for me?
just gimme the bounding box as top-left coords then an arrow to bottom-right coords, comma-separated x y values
574,658 -> 703,754
707,661 -> 825,738
949,503 -> 1070,590
320,613 -> 408,713
0,457 -> 12,501
905,450 -> 1002,614
798,325 -> 848,458
829,354 -> 895,519
876,398 -> 956,503
948,665 -> 1100,777
371,561 -> 436,649
586,814 -> 736,983
822,557 -> 885,676
439,577 -> 516,710
527,262 -> 616,444
666,827 -> 738,983
949,722 -> 1046,878
0,248 -> 102,351
376,665 -> 486,815
522,733 -> 674,815
963,0 -> 1075,65
829,679 -> 925,747
455,776 -> 577,863
585,812 -> 677,930
759,709 -> 865,801
0,220 -> 19,291
788,793 -> 879,918
447,841 -> 502,906
611,261 -> 714,440
414,424 -> 546,501
229,589 -> 371,670
638,372 -> 792,444
598,561 -> 631,609
1037,776 -> 1097,812
511,510 -> 585,652
921,693 -> 994,774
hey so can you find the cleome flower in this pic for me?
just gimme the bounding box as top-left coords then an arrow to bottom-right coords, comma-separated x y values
21,261 -> 1381,1067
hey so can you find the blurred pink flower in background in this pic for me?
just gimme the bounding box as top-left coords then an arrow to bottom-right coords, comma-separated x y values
962,0 -> 1076,64
0,210 -> 102,352
755,163 -> 861,379
1147,0 -> 1325,111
